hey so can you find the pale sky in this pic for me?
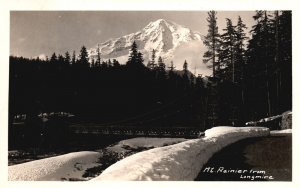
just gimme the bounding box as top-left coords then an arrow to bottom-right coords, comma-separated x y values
10,11 -> 255,58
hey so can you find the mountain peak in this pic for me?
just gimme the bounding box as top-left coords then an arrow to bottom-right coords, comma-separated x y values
144,19 -> 180,32
89,19 -> 202,65
149,19 -> 174,26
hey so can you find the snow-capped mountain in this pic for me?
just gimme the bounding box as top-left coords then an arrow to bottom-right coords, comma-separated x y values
88,19 -> 203,64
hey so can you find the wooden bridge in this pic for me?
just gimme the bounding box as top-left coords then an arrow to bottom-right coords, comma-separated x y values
69,125 -> 204,138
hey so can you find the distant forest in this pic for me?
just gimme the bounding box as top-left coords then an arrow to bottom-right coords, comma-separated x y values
9,11 -> 291,131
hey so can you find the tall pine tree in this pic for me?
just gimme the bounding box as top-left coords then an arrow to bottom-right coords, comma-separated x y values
219,18 -> 237,82
79,46 -> 89,67
96,44 -> 101,67
203,11 -> 221,78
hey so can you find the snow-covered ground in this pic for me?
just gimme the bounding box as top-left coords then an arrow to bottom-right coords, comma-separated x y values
8,151 -> 101,181
8,137 -> 188,181
107,137 -> 188,153
8,126 -> 270,181
245,111 -> 292,129
270,129 -> 292,136
92,126 -> 269,181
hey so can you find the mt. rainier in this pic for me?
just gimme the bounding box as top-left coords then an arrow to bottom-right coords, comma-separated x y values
88,19 -> 208,74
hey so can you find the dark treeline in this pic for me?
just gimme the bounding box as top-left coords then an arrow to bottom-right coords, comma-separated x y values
9,41 -> 207,133
9,10 -> 292,144
203,10 -> 292,127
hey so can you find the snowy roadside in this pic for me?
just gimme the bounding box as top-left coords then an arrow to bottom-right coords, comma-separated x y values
270,129 -> 292,136
8,137 -> 188,181
92,126 -> 270,181
106,137 -> 188,153
8,151 -> 101,181
8,127 -> 270,181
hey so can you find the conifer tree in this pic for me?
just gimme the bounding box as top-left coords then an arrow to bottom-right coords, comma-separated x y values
91,58 -> 95,68
127,41 -> 138,65
203,11 -> 221,77
108,59 -> 112,67
79,46 -> 89,67
247,11 -> 275,117
168,61 -> 175,71
277,11 -> 292,112
219,18 -> 237,82
113,59 -> 120,67
149,49 -> 157,69
127,41 -> 145,69
183,60 -> 188,73
137,52 -> 144,64
50,53 -> 58,64
96,44 -> 101,67
58,54 -> 64,63
156,56 -> 166,80
65,51 -> 71,65
71,51 -> 76,65
235,16 -> 248,83
157,56 -> 166,72
183,60 -> 190,89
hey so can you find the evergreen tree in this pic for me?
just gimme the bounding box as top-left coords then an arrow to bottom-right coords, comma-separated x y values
168,61 -> 175,71
91,58 -> 95,68
157,56 -> 166,72
137,52 -> 144,64
71,51 -> 76,65
149,49 -> 157,69
127,41 -> 138,65
96,44 -> 101,67
79,46 -> 89,67
58,54 -> 64,63
112,59 -> 120,67
248,11 -> 274,117
183,60 -> 190,89
127,41 -> 145,69
102,61 -> 108,68
242,10 -> 292,120
167,61 -> 176,85
57,54 -> 64,71
277,11 -> 292,112
156,56 -> 166,80
147,61 -> 151,69
234,16 -> 248,113
64,51 -> 71,65
235,16 -> 248,84
183,60 -> 188,73
203,11 -> 221,77
219,18 -> 237,82
108,59 -> 112,67
50,53 -> 58,64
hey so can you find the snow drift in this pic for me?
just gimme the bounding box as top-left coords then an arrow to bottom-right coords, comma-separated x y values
270,129 -> 292,136
8,127 -> 270,181
107,137 -> 188,153
8,151 -> 101,181
92,126 -> 270,181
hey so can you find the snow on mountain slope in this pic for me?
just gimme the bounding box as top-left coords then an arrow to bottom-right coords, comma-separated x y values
88,19 -> 203,66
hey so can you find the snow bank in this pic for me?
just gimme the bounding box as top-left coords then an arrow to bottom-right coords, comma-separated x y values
107,137 -> 188,153
270,129 -> 292,136
92,126 -> 269,181
8,151 -> 101,181
245,111 -> 292,130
